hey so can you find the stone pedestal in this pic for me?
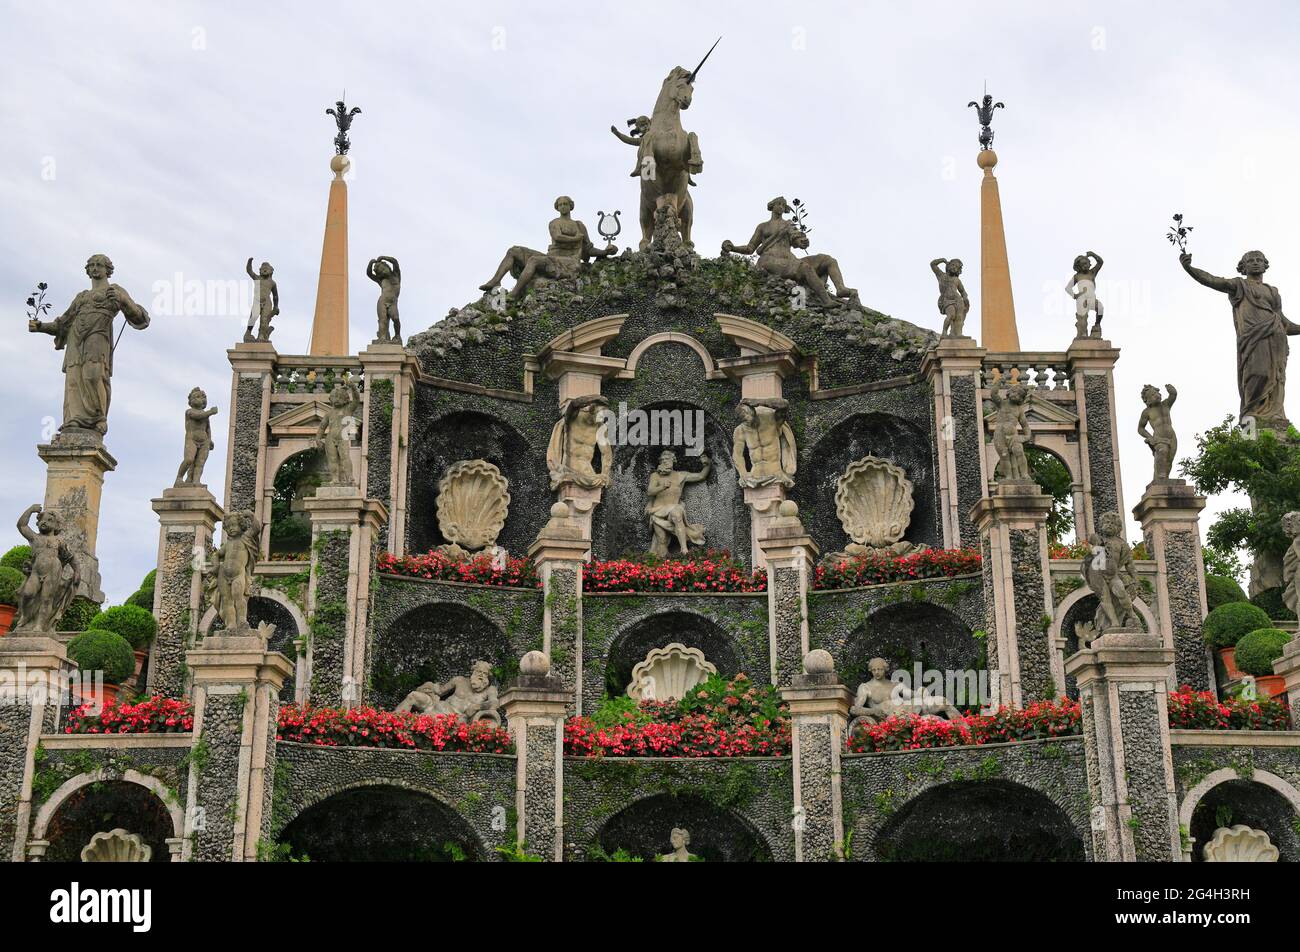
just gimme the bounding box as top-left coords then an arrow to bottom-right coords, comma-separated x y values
36,434 -> 116,602
184,632 -> 293,862
921,337 -> 988,550
744,485 -> 787,570
553,482 -> 602,556
1272,637 -> 1300,730
971,482 -> 1056,706
528,504 -> 589,715
150,486 -> 224,698
1066,337 -> 1124,532
1065,629 -> 1180,862
1133,480 -> 1213,691
781,651 -> 852,862
358,343 -> 420,552
756,501 -> 818,688
0,636 -> 73,861
224,342 -> 276,518
501,654 -> 570,862
302,486 -> 388,707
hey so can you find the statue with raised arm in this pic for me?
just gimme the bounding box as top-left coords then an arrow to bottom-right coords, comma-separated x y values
12,504 -> 79,634
27,253 -> 151,438
316,378 -> 362,485
1066,251 -> 1104,339
1136,384 -> 1178,483
202,510 -> 261,633
1080,511 -> 1141,641
478,196 -> 617,301
395,661 -> 501,726
722,197 -> 858,308
1180,250 -> 1300,430
1282,511 -> 1300,618
243,258 -> 279,343
731,399 -> 796,489
645,450 -> 711,556
366,255 -> 402,344
174,387 -> 218,487
931,258 -> 970,338
547,395 -> 611,490
988,378 -> 1033,483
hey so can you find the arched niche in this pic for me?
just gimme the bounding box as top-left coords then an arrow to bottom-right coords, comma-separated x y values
596,792 -> 773,862
1052,587 -> 1158,699
34,771 -> 182,863
604,610 -> 740,699
1179,768 -> 1300,862
840,601 -> 982,698
266,448 -> 325,560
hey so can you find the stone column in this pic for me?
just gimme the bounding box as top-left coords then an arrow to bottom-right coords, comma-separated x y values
781,650 -> 851,862
1065,630 -> 1181,862
756,501 -> 818,688
302,487 -> 388,708
1067,338 -> 1124,533
1273,636 -> 1300,730
971,483 -> 1057,706
922,338 -> 988,550
224,342 -> 275,520
357,343 -> 420,553
184,631 -> 293,862
500,652 -> 569,862
0,637 -> 72,861
528,504 -> 588,715
1133,481 -> 1214,692
149,486 -> 224,698
36,434 -> 116,602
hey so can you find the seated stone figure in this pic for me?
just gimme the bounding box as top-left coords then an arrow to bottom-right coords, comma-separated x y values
478,195 -> 616,301
849,657 -> 963,730
722,197 -> 857,308
396,660 -> 501,726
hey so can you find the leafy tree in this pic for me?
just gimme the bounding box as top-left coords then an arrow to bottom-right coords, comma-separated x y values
1025,446 -> 1074,542
269,449 -> 324,556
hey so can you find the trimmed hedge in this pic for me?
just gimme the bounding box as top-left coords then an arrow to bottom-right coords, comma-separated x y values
1234,627 -> 1292,677
1202,601 -> 1271,649
58,596 -> 99,633
1,545 -> 31,572
88,603 -> 157,649
0,565 -> 23,605
67,629 -> 136,685
1204,575 -> 1247,612
1249,586 -> 1296,622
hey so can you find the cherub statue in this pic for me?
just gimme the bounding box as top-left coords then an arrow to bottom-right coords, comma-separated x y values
12,504 -> 79,634
546,395 -> 611,490
1065,251 -> 1104,339
1136,384 -> 1178,483
645,450 -> 711,556
174,387 -> 218,487
202,510 -> 261,633
366,255 -> 402,344
316,378 -> 361,485
610,115 -> 698,186
243,258 -> 279,343
988,378 -> 1033,482
930,258 -> 970,338
395,660 -> 501,726
1080,511 -> 1141,641
1281,511 -> 1300,618
849,657 -> 963,730
731,399 -> 796,489
657,827 -> 699,863
478,196 -> 617,301
722,197 -> 858,308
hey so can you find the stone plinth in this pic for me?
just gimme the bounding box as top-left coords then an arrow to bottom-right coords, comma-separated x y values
971,482 -> 1056,706
150,486 -> 224,697
1133,480 -> 1213,691
922,337 -> 988,550
744,484 -> 786,570
756,502 -> 818,688
1065,629 -> 1180,862
781,652 -> 852,862
36,434 -> 117,602
501,657 -> 570,862
358,343 -> 420,552
1273,637 -> 1300,730
224,342 -> 276,519
1066,337 -> 1124,529
184,631 -> 293,862
528,504 -> 590,714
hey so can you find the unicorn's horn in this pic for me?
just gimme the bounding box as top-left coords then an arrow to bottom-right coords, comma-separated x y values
687,36 -> 722,84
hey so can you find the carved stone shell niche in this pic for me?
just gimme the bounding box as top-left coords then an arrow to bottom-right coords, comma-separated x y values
81,829 -> 153,862
626,643 -> 717,701
436,459 -> 511,553
1202,825 -> 1279,862
834,455 -> 915,548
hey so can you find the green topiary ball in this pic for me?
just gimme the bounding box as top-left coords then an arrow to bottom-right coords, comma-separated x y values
1249,586 -> 1297,622
1233,627 -> 1293,677
1204,575 -> 1247,612
1,545 -> 32,572
58,596 -> 100,633
0,565 -> 24,605
67,629 -> 136,685
1202,601 -> 1271,649
87,603 -> 158,649
125,588 -> 154,610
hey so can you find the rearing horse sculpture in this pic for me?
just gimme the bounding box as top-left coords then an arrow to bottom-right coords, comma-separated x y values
634,40 -> 717,250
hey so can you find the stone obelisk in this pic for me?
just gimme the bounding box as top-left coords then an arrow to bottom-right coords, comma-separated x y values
969,93 -> 1020,352
309,99 -> 359,357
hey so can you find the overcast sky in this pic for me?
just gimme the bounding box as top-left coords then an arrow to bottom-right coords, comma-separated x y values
2,0 -> 1298,603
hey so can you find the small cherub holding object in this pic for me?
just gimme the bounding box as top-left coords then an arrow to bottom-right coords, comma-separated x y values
175,387 -> 218,487
13,504 -> 79,633
1136,384 -> 1178,483
316,377 -> 362,485
244,258 -> 279,342
610,115 -> 697,185
366,255 -> 402,344
930,257 -> 970,337
1065,251 -> 1104,339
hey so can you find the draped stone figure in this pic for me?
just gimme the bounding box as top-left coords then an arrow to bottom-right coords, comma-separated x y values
722,197 -> 857,308
731,399 -> 796,489
27,254 -> 151,437
547,395 -> 611,490
1180,250 -> 1299,429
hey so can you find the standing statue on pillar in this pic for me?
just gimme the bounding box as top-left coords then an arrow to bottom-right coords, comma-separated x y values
930,258 -> 970,338
731,399 -> 796,489
243,259 -> 279,343
987,378 -> 1033,483
174,387 -> 218,487
12,504 -> 79,634
1080,511 -> 1141,642
645,451 -> 711,556
316,378 -> 362,485
366,255 -> 402,344
1282,511 -> 1300,618
1136,384 -> 1178,484
27,254 -> 151,438
1066,252 -> 1104,339
202,510 -> 261,633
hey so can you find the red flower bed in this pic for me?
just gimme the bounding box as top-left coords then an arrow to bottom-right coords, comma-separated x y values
276,704 -> 514,753
565,714 -> 790,758
1166,685 -> 1290,731
814,548 -> 981,590
1048,541 -> 1091,560
584,551 -> 766,593
846,697 -> 1082,753
377,550 -> 539,588
64,696 -> 194,734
